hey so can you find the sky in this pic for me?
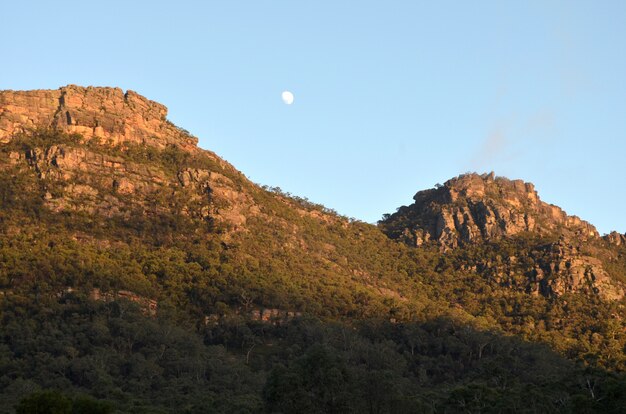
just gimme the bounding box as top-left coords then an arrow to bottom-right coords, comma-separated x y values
1,1 -> 625,234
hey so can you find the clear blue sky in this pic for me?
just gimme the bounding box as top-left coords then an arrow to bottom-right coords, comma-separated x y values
2,1 -> 625,234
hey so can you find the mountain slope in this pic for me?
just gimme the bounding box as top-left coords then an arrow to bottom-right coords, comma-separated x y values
380,172 -> 625,301
1,86 -> 625,413
379,172 -> 598,247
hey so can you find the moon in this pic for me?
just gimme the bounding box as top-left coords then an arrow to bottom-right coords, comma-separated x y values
281,90 -> 294,105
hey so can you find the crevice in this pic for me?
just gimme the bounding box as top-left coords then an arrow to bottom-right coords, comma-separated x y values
50,88 -> 68,127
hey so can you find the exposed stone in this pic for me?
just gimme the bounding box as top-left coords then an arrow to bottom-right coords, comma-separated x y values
58,288 -> 158,316
0,85 -> 198,150
605,231 -> 626,246
497,241 -> 622,301
381,173 -> 623,300
381,173 -> 598,249
249,307 -> 302,324
0,85 -> 338,235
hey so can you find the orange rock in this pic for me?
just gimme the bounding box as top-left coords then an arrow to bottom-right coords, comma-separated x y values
0,85 -> 198,150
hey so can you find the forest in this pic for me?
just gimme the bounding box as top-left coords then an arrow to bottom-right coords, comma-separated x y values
0,130 -> 624,413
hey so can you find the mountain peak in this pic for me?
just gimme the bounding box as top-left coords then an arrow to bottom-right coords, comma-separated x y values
0,85 -> 197,150
441,172 -> 535,199
381,172 -> 598,248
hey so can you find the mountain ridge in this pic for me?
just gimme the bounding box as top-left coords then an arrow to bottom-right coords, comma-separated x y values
0,85 -> 198,150
1,85 -> 625,412
380,172 -> 599,248
4,86 -> 623,234
1,85 -> 624,301
380,172 -> 625,300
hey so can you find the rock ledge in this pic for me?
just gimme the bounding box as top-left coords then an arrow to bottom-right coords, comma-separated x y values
0,85 -> 198,150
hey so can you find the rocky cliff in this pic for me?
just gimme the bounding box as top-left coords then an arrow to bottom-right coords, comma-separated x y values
0,85 -> 197,150
451,238 -> 625,301
380,172 -> 598,249
380,173 -> 625,300
0,85 -> 261,230
606,231 -> 626,246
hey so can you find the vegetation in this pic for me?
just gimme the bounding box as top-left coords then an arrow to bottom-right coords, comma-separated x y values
0,130 -> 625,412
3,295 -> 625,413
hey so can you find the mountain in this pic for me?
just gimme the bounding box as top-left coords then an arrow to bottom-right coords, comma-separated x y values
1,86 -> 625,413
380,173 -> 625,301
0,85 -> 424,318
379,172 -> 598,248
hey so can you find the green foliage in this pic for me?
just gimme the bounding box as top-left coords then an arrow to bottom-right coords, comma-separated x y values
15,392 -> 113,414
16,391 -> 72,414
0,167 -> 45,219
71,397 -> 113,414
0,129 -> 625,412
0,297 -> 263,414
3,295 -> 625,413
5,129 -> 82,151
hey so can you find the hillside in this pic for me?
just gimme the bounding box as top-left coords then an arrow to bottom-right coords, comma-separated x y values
380,173 -> 625,300
0,86 -> 625,413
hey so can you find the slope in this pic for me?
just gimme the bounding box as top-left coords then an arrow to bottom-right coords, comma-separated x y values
0,86 -> 625,413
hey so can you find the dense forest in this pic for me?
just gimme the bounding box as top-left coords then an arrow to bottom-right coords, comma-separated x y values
1,128 -> 625,413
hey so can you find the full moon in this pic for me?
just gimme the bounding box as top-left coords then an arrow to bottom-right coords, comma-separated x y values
281,90 -> 294,105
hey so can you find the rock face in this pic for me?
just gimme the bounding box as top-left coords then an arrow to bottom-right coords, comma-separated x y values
380,173 -> 624,301
605,231 -> 626,246
380,173 -> 598,249
0,85 -> 198,150
457,239 -> 625,301
0,86 -> 257,230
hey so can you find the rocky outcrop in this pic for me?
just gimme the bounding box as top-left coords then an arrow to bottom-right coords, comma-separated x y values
0,86 -> 263,230
605,231 -> 626,246
381,173 -> 624,300
51,287 -> 158,316
8,143 -> 260,228
202,308 -> 303,326
381,173 -> 598,249
0,85 -> 198,150
249,308 -> 303,323
460,240 -> 624,301
88,288 -> 158,316
7,144 -> 169,217
177,168 -> 260,229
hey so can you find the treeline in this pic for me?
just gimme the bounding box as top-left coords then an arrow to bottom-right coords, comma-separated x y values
2,295 -> 625,413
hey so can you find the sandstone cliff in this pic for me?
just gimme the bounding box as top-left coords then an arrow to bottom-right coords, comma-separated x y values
380,172 -> 598,249
0,85 -> 346,248
605,231 -> 626,246
453,238 -> 624,301
0,85 -> 197,150
0,86 -> 258,230
380,173 -> 624,300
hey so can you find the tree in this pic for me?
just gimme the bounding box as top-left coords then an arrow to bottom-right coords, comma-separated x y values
71,397 -> 113,414
16,391 -> 71,414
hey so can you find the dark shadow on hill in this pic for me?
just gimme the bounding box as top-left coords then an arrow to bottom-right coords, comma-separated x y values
1,294 -> 624,414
